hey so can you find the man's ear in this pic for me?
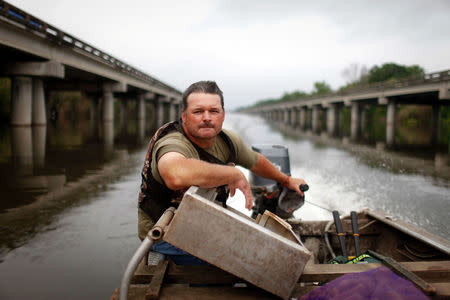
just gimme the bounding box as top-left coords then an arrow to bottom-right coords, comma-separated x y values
181,110 -> 186,122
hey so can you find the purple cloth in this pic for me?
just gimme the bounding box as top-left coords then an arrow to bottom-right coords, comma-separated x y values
300,266 -> 430,300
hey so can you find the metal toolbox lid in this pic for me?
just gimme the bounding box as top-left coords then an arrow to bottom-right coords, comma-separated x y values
163,186 -> 311,299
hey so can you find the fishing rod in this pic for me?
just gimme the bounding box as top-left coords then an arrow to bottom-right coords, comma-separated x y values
351,211 -> 362,257
304,199 -> 336,213
333,210 -> 348,259
298,184 -> 344,215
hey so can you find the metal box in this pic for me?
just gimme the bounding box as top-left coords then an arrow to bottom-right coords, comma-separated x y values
163,186 -> 311,299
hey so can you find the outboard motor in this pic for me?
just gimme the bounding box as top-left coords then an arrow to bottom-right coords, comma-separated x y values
249,144 -> 306,219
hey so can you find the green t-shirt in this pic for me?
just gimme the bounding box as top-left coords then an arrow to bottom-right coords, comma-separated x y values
151,129 -> 259,184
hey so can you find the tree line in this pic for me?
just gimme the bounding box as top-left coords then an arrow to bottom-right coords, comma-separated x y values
247,62 -> 425,108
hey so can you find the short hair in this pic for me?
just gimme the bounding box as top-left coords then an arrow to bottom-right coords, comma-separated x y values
182,81 -> 224,110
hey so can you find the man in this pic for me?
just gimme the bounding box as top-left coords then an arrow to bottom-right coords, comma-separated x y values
138,81 -> 307,264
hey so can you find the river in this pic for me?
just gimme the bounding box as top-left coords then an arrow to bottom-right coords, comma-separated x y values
0,113 -> 449,299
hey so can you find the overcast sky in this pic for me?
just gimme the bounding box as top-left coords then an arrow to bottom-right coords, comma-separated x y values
8,0 -> 450,109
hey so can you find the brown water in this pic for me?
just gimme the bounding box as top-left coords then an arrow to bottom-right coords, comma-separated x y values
0,113 -> 449,299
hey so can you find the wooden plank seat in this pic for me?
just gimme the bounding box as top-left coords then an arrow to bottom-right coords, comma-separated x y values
121,259 -> 450,299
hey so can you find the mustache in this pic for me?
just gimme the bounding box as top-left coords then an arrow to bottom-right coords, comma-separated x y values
199,122 -> 214,128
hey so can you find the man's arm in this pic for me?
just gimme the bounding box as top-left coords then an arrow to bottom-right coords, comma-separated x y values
158,152 -> 254,209
250,154 -> 307,196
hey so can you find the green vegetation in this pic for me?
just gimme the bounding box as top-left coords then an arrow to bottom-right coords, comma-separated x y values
339,62 -> 425,92
440,106 -> 450,145
367,63 -> 424,84
253,80 -> 332,108
311,81 -> 332,95
341,107 -> 351,136
363,106 -> 387,142
248,62 -> 427,109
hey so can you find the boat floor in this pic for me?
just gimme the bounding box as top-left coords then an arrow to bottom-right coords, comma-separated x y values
111,259 -> 450,299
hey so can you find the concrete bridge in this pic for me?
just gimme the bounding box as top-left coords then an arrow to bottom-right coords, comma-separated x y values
0,0 -> 181,129
244,69 -> 450,147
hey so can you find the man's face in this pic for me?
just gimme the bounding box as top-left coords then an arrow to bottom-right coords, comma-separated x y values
181,92 -> 225,143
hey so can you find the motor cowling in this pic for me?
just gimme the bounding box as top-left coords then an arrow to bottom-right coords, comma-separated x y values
249,144 -> 305,219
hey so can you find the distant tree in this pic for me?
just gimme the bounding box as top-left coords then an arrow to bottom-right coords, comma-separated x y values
311,81 -> 332,95
246,62 -> 425,109
254,98 -> 278,107
368,63 -> 424,83
341,63 -> 368,84
280,90 -> 308,102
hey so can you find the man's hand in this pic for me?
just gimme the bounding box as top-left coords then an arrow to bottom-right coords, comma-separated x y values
285,176 -> 308,197
250,153 -> 308,197
158,151 -> 254,210
228,170 -> 253,210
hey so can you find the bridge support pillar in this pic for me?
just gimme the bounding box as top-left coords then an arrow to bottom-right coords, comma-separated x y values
386,99 -> 396,147
283,109 -> 289,124
102,89 -> 114,122
32,125 -> 47,168
6,61 -> 65,126
11,127 -> 33,175
169,99 -> 177,122
327,104 -> 339,136
162,99 -> 170,124
312,106 -> 320,133
299,107 -> 306,130
32,78 -> 47,125
102,121 -> 114,153
11,76 -> 33,126
292,108 -> 299,126
351,102 -> 361,140
174,102 -> 181,120
155,97 -> 165,127
11,77 -> 50,126
102,82 -> 126,123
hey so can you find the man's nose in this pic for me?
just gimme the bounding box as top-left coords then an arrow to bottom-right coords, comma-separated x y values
202,111 -> 211,121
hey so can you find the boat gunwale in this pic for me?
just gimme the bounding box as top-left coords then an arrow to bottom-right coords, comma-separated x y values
363,209 -> 450,256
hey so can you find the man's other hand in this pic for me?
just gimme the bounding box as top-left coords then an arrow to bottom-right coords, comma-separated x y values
228,169 -> 253,210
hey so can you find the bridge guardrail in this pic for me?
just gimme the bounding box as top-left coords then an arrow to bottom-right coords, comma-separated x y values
0,0 -> 180,95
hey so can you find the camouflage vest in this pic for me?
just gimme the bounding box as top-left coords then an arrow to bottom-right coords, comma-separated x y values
138,119 -> 237,222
